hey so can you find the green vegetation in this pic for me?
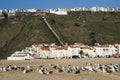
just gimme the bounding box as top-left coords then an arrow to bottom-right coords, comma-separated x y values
0,11 -> 120,59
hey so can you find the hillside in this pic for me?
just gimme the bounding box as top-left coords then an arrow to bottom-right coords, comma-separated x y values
0,11 -> 120,59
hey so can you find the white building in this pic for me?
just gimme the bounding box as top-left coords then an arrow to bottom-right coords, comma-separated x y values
7,51 -> 34,60
68,45 -> 81,56
81,47 -> 95,57
39,46 -> 50,58
117,45 -> 120,54
49,8 -> 67,15
8,9 -> 16,16
0,10 -> 2,15
27,8 -> 37,12
90,7 -> 97,12
94,45 -> 117,56
50,47 -> 65,59
115,44 -> 120,54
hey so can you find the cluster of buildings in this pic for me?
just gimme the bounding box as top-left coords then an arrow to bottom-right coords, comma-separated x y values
7,43 -> 120,60
0,9 -> 24,17
49,7 -> 120,15
0,7 -> 120,16
0,8 -> 42,17
66,7 -> 120,12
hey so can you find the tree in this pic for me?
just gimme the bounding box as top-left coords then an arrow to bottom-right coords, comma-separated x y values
2,11 -> 8,20
79,50 -> 84,56
89,31 -> 97,46
89,32 -> 96,38
51,19 -> 56,25
74,22 -> 80,26
91,38 -> 97,46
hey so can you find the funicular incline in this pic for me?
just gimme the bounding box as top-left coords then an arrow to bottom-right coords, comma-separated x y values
41,16 -> 65,47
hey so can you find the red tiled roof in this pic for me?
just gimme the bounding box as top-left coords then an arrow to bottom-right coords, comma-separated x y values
41,46 -> 50,51
112,54 -> 120,57
69,45 -> 80,48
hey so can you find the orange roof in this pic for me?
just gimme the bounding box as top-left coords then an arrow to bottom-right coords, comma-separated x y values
81,47 -> 93,50
112,54 -> 120,57
54,46 -> 65,50
41,46 -> 50,51
94,44 -> 114,48
50,46 -> 59,48
69,45 -> 80,48
55,48 -> 64,50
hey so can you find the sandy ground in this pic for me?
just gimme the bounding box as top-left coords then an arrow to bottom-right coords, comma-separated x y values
0,58 -> 120,80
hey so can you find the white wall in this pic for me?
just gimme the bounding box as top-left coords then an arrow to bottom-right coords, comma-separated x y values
50,8 -> 67,15
7,57 -> 25,60
27,8 -> 37,12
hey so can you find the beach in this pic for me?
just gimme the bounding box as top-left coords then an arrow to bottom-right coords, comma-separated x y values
0,58 -> 120,80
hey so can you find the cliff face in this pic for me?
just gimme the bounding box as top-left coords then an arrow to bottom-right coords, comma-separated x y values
0,11 -> 120,59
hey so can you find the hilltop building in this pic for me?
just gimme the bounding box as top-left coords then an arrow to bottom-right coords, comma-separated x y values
0,7 -> 120,17
49,8 -> 68,15
27,8 -> 38,12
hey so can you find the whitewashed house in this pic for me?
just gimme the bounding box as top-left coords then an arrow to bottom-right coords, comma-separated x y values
51,48 -> 63,59
39,46 -> 50,58
81,47 -> 95,57
67,45 -> 81,57
23,47 -> 37,55
7,51 -> 34,60
8,9 -> 16,16
118,44 -> 120,54
90,7 -> 97,12
49,8 -> 67,15
115,44 -> 120,54
27,8 -> 37,12
50,46 -> 65,59
90,7 -> 101,12
0,10 -> 2,15
94,45 -> 117,57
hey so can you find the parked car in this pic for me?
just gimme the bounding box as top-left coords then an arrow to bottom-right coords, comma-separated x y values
72,55 -> 79,59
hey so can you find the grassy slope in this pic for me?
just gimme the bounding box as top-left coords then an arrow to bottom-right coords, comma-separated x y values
46,11 -> 120,44
0,13 -> 59,59
0,11 -> 120,59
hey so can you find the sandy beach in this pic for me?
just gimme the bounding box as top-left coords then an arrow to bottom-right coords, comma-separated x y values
0,58 -> 120,80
